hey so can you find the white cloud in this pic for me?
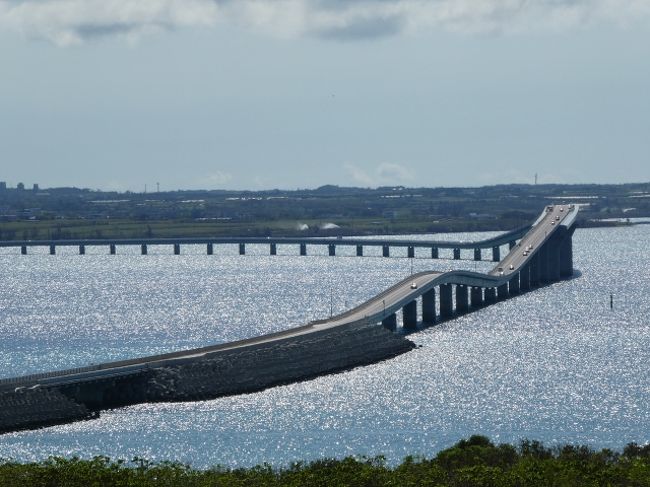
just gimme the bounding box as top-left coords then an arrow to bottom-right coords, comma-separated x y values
204,170 -> 232,186
344,162 -> 414,187
1,0 -> 650,46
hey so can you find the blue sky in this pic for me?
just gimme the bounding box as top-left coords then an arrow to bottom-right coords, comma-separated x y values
1,0 -> 649,191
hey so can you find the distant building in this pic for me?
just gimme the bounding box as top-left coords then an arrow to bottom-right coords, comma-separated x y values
0,181 -> 6,191
16,182 -> 25,191
32,183 -> 39,192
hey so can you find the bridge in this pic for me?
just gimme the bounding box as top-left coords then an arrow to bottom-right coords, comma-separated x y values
0,226 -> 531,261
0,205 -> 578,434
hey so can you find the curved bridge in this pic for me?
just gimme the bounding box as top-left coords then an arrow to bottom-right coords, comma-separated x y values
0,205 -> 578,434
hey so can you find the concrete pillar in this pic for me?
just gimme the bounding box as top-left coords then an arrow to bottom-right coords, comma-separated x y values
174,243 -> 181,255
431,247 -> 439,259
539,243 -> 550,283
509,274 -> 520,294
207,243 -> 213,255
559,232 -> 574,278
356,244 -> 363,257
270,243 -> 277,255
492,246 -> 500,262
403,300 -> 418,330
141,244 -> 148,255
530,252 -> 540,287
300,243 -> 307,256
49,244 -> 55,255
79,245 -> 85,255
422,289 -> 436,325
382,245 -> 390,257
21,245 -> 27,255
509,240 -> 516,250
456,285 -> 469,314
453,248 -> 461,260
109,244 -> 116,255
382,313 -> 397,332
485,287 -> 497,304
440,283 -> 453,318
520,264 -> 531,291
497,283 -> 509,300
407,246 -> 415,258
328,244 -> 336,256
239,243 -> 246,255
474,248 -> 481,261
470,286 -> 483,308
548,238 -> 561,282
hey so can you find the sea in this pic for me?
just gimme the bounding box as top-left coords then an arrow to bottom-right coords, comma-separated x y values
0,226 -> 649,467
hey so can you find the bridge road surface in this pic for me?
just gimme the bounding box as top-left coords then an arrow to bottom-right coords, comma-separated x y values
1,205 -> 576,390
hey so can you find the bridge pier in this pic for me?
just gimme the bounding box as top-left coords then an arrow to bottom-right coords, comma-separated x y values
485,287 -> 497,304
509,274 -> 520,294
530,252 -> 540,287
538,243 -> 550,283
548,238 -> 561,282
453,248 -> 461,260
356,245 -> 363,257
422,289 -> 436,325
407,246 -> 415,258
492,246 -> 500,262
470,286 -> 483,308
519,264 -> 531,291
497,283 -> 509,301
455,285 -> 469,314
174,244 -> 180,255
239,243 -> 246,255
382,245 -> 390,257
300,243 -> 307,256
141,244 -> 147,255
474,248 -> 481,261
79,245 -> 85,255
328,244 -> 336,256
559,229 -> 574,277
21,245 -> 27,255
207,243 -> 213,255
382,313 -> 397,332
109,244 -> 116,255
402,301 -> 418,330
440,284 -> 453,318
270,243 -> 277,255
431,247 -> 439,259
49,244 -> 55,255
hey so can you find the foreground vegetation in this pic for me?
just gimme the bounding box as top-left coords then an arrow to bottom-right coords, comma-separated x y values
1,436 -> 649,486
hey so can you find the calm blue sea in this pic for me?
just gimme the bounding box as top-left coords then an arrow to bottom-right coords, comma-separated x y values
0,227 -> 649,467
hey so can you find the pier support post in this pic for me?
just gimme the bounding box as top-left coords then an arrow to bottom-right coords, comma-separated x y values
79,245 -> 85,255
382,245 -> 390,257
539,243 -> 550,283
509,273 -> 520,294
492,246 -> 500,262
548,237 -> 561,282
431,247 -> 439,259
422,289 -> 436,325
456,285 -> 469,314
408,246 -> 415,258
453,248 -> 461,260
440,283 -> 453,319
239,243 -> 246,255
497,283 -> 509,301
474,248 -> 481,261
270,243 -> 277,255
49,244 -> 55,255
559,229 -> 574,278
141,244 -> 147,255
356,245 -> 363,257
382,313 -> 397,332
470,286 -> 483,308
403,300 -> 418,330
300,243 -> 307,256
21,245 -> 27,255
485,287 -> 497,304
173,243 -> 180,255
519,264 -> 531,291
207,243 -> 213,255
530,252 -> 540,287
110,244 -> 116,255
328,244 -> 336,256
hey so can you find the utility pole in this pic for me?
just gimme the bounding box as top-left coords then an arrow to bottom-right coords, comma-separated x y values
534,173 -> 538,185
156,182 -> 160,193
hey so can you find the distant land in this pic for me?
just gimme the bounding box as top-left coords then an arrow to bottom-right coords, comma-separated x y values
1,182 -> 649,240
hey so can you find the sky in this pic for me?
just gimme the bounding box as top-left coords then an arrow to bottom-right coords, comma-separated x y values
1,0 -> 649,192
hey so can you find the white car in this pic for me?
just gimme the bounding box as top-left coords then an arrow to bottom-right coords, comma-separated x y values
509,264 -> 514,270
410,282 -> 418,289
